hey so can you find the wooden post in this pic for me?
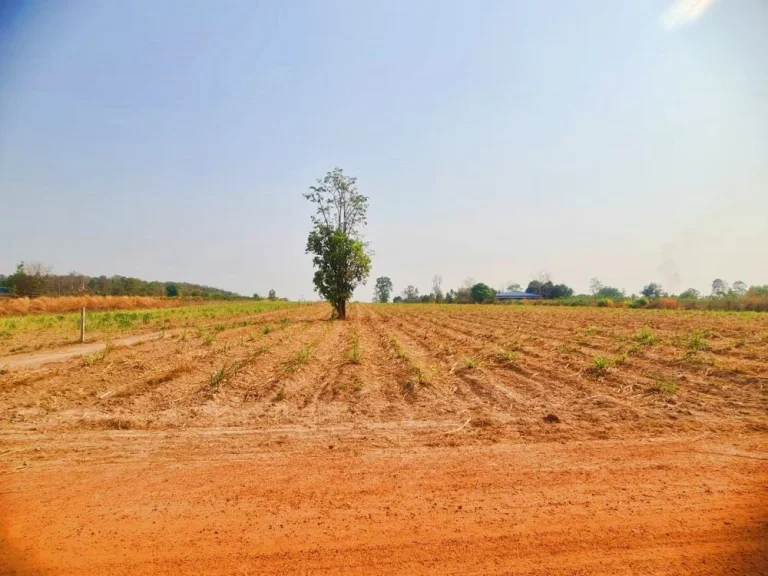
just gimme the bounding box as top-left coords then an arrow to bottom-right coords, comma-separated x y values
80,307 -> 86,343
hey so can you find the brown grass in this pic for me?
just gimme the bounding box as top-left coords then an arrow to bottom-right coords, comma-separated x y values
0,296 -> 198,316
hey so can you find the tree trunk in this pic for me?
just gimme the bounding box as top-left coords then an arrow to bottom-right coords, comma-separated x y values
339,299 -> 347,319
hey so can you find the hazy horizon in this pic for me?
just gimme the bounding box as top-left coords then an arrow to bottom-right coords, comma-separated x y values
2,0 -> 766,300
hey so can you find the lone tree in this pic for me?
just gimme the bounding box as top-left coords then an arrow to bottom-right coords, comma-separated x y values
641,283 -> 664,298
374,277 -> 393,303
711,278 -> 728,297
471,283 -> 495,303
304,168 -> 372,319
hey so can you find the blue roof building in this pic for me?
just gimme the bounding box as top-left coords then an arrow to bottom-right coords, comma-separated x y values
496,290 -> 542,300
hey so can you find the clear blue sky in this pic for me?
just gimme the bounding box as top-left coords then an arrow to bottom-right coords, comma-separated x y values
1,0 -> 766,298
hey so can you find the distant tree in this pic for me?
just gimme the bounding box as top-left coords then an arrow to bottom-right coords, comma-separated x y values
420,294 -> 434,303
304,167 -> 372,319
747,285 -> 768,296
470,283 -> 495,303
402,285 -> 419,303
5,262 -> 45,297
711,278 -> 728,297
253,292 -> 262,300
678,288 -> 700,300
165,284 -> 179,298
549,283 -> 574,299
589,277 -> 603,296
596,286 -> 624,300
641,283 -> 663,299
732,281 -> 747,296
432,275 -> 444,303
392,296 -> 403,303
506,282 -> 522,292
444,289 -> 455,304
525,280 -> 543,296
268,289 -> 277,300
374,277 -> 394,303
525,279 -> 573,299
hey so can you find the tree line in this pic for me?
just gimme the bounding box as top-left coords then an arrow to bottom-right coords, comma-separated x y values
0,262 -> 242,299
371,273 -> 768,307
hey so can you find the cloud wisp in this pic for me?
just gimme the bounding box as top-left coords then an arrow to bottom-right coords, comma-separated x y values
661,0 -> 718,31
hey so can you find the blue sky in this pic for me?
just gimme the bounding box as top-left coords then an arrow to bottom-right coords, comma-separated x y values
1,0 -> 766,298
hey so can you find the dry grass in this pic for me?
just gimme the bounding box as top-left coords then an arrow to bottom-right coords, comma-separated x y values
0,296 -> 192,316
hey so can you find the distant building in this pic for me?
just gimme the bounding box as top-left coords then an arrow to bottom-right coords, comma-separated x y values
496,290 -> 542,301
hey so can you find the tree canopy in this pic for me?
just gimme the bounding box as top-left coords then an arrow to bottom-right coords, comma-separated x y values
525,280 -> 573,299
374,277 -> 393,303
304,168 -> 372,319
641,283 -> 664,299
470,283 -> 495,303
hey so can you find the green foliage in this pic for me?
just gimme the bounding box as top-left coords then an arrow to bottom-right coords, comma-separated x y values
471,283 -> 495,303
596,286 -> 624,300
629,297 -> 648,308
525,280 -> 573,299
304,168 -> 371,319
641,283 -> 663,298
268,289 -> 277,300
591,355 -> 614,373
635,327 -> 658,345
678,288 -> 700,300
687,331 -> 708,352
0,262 -> 241,299
748,285 -> 768,296
374,277 -> 394,303
3,262 -> 45,297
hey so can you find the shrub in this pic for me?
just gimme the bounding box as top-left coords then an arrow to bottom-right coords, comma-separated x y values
629,297 -> 648,309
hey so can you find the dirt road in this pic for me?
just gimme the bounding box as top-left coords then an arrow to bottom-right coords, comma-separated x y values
0,331 -> 174,370
1,428 -> 766,575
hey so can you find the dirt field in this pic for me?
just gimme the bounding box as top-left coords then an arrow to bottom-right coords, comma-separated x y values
1,303 -> 767,574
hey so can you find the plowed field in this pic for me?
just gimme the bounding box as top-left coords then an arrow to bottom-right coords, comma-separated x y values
1,303 -> 767,574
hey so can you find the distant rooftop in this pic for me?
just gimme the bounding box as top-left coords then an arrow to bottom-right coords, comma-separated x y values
496,290 -> 542,300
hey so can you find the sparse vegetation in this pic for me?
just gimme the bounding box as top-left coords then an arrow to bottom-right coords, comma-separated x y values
635,327 -> 658,346
687,331 -> 708,352
650,377 -> 677,395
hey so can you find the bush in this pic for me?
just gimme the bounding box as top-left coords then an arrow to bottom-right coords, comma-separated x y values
629,297 -> 648,309
596,298 -> 613,308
